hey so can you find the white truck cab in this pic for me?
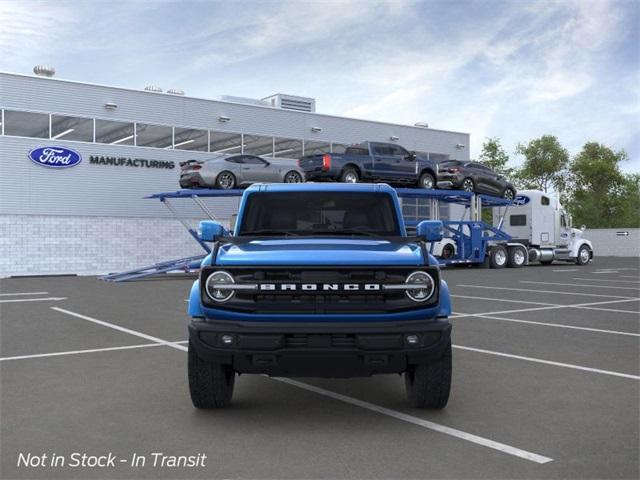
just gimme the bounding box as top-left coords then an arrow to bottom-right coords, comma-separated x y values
493,190 -> 593,265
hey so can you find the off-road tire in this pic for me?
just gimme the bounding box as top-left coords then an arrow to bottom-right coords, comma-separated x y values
490,245 -> 508,269
188,341 -> 235,408
404,342 -> 452,409
507,246 -> 526,268
340,168 -> 359,183
216,171 -> 236,190
419,172 -> 436,190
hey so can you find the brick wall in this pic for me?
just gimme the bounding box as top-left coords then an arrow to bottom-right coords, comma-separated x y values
0,215 -> 222,277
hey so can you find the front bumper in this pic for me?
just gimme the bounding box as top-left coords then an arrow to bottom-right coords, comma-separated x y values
189,318 -> 451,378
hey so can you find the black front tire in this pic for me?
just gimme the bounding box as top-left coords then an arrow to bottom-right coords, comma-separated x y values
405,342 -> 452,409
188,341 -> 235,408
576,245 -> 591,265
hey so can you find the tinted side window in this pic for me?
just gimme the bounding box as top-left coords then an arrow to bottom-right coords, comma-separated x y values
390,145 -> 410,157
510,215 -> 527,226
225,156 -> 243,164
243,156 -> 266,165
372,144 -> 393,155
541,196 -> 550,206
345,147 -> 369,156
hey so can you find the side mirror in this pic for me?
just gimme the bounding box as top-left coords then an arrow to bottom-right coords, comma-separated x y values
199,220 -> 226,242
581,224 -> 586,231
407,151 -> 417,161
416,220 -> 443,242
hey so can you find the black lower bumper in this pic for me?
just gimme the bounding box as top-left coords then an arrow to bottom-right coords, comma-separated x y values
189,318 -> 451,378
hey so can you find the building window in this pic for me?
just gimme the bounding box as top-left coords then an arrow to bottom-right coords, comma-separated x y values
135,123 -> 173,148
51,114 -> 93,142
303,140 -> 331,156
95,119 -> 135,145
173,127 -> 208,151
243,134 -> 274,157
3,110 -> 49,138
210,131 -> 243,154
273,137 -> 303,159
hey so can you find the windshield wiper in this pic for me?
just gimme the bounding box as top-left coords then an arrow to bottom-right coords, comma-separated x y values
239,229 -> 300,236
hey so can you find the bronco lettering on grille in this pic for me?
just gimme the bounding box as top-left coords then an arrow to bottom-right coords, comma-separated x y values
258,283 -> 382,291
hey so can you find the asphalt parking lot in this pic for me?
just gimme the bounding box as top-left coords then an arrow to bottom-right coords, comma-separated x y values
1,257 -> 638,479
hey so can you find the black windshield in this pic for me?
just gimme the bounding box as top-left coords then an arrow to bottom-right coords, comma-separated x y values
239,192 -> 401,236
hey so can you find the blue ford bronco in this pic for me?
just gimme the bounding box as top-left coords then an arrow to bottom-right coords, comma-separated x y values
187,183 -> 452,408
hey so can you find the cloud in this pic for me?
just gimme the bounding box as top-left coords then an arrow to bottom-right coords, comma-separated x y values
0,0 -> 77,68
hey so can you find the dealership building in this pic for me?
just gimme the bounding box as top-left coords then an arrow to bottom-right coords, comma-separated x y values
0,69 -> 470,277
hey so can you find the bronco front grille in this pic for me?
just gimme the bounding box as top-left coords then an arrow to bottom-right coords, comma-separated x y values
200,266 -> 439,314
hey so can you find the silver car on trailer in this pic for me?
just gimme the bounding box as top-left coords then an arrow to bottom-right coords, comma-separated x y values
179,154 -> 305,189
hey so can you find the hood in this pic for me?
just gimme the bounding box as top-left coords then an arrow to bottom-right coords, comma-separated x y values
216,238 -> 423,266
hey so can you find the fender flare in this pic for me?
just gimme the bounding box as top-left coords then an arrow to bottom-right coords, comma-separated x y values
570,239 -> 593,258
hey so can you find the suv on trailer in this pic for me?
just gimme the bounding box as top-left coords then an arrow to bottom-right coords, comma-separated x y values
187,183 -> 452,408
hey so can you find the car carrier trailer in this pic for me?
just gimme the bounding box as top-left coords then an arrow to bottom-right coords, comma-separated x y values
100,185 -> 593,282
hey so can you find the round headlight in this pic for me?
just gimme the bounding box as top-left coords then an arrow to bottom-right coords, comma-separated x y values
405,271 -> 435,302
205,271 -> 235,302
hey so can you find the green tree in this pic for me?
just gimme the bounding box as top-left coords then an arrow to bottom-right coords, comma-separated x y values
565,142 -> 638,228
516,135 -> 569,193
479,137 -> 512,176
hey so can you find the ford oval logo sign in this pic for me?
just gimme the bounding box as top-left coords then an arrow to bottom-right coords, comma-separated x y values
28,146 -> 82,168
513,195 -> 530,206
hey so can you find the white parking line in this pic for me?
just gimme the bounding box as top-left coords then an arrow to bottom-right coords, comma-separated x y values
0,291 -> 49,296
593,271 -> 619,274
51,307 -> 188,352
452,297 -> 640,318
620,275 -> 640,279
456,284 -> 638,299
454,345 -> 640,380
274,377 -> 553,464
520,281 -> 640,291
451,294 -> 560,306
0,297 -> 67,304
0,341 -> 188,362
552,269 -> 579,272
572,278 -> 640,284
453,312 -> 639,337
47,307 -> 556,464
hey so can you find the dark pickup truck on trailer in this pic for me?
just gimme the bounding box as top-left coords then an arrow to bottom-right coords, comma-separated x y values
298,141 -> 440,189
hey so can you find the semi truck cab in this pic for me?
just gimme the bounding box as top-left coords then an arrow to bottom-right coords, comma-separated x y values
495,190 -> 593,265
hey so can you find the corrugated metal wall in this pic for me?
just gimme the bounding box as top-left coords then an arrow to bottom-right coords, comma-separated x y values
1,72 -> 470,219
584,229 -> 640,257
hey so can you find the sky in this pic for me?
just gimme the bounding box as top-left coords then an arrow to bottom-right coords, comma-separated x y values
1,0 -> 638,172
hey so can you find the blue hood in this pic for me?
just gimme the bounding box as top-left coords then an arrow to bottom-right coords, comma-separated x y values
216,238 -> 424,266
